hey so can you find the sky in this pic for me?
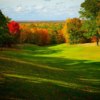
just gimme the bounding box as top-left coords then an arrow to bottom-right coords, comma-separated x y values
0,0 -> 84,21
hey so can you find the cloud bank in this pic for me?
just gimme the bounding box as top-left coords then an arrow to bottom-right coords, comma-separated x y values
0,0 -> 84,20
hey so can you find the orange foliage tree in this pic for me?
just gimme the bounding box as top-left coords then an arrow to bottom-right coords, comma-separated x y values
20,24 -> 50,46
20,22 -> 65,46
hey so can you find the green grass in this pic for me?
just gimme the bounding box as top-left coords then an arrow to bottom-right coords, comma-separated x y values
0,43 -> 100,100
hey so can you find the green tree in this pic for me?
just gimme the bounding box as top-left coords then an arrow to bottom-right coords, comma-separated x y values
66,18 -> 85,44
80,0 -> 100,45
81,20 -> 97,38
0,10 -> 14,47
79,0 -> 100,20
0,10 -> 8,32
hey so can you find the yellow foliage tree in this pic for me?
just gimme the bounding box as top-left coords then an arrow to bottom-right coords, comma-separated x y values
62,18 -> 83,44
62,18 -> 71,43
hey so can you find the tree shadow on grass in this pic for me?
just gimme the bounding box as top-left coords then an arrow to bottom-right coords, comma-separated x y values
0,74 -> 100,100
0,56 -> 100,100
18,44 -> 62,55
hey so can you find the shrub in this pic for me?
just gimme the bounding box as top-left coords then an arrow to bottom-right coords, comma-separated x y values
49,30 -> 58,44
50,30 -> 65,44
91,36 -> 97,42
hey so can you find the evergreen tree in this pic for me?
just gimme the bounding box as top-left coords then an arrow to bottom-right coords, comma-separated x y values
0,10 -> 14,47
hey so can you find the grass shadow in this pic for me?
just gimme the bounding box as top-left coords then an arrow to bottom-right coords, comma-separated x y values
0,56 -> 100,100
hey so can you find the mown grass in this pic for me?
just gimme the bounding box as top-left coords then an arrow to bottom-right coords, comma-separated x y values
0,43 -> 100,100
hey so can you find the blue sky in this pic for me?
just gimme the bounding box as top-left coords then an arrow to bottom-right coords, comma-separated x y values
0,0 -> 84,21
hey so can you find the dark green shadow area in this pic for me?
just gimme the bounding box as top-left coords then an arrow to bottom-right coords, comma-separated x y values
0,56 -> 100,100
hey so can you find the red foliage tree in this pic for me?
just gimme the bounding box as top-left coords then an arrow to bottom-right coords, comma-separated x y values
8,21 -> 20,35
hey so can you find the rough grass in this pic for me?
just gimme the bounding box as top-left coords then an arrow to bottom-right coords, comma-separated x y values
0,43 -> 100,100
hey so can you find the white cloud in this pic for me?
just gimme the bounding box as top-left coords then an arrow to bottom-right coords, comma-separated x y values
15,6 -> 23,12
42,9 -> 48,13
44,0 -> 51,2
0,0 -> 84,20
34,5 -> 45,10
14,6 -> 33,13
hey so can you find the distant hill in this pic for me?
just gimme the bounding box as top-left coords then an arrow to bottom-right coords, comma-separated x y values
16,20 -> 65,23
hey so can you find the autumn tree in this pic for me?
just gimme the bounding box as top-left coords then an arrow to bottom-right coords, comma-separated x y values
63,18 -> 85,44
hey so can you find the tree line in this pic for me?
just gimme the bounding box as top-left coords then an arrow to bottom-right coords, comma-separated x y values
0,0 -> 100,47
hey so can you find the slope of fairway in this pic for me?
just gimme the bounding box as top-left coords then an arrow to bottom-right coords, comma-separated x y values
0,43 -> 100,100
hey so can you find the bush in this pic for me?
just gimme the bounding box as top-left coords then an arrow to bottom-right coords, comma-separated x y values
49,30 -> 58,44
49,30 -> 65,44
0,34 -> 15,47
